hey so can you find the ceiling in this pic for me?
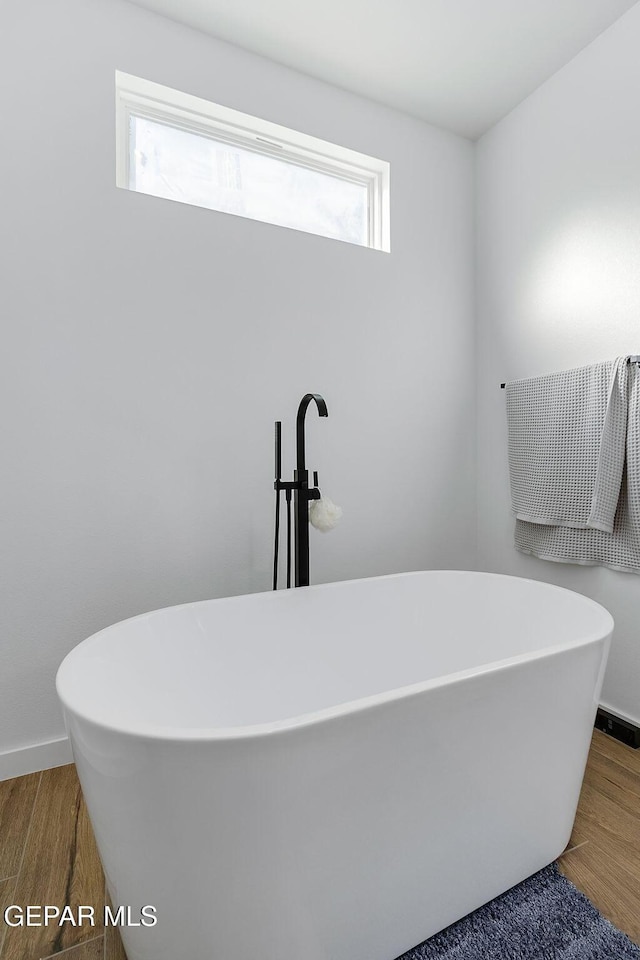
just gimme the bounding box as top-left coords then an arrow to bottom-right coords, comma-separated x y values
128,0 -> 638,140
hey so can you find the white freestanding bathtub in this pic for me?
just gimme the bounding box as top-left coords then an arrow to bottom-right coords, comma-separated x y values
56,571 -> 612,960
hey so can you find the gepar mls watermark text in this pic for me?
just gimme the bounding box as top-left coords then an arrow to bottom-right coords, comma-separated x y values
3,904 -> 157,927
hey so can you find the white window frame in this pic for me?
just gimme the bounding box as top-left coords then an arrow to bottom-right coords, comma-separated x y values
115,71 -> 390,252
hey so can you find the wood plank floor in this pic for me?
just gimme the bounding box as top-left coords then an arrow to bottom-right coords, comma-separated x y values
558,729 -> 640,944
0,728 -> 637,958
0,766 -> 126,960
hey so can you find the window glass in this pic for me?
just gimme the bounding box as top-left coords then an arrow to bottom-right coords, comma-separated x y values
130,115 -> 369,246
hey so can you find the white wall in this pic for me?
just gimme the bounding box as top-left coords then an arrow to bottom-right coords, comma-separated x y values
0,0 -> 475,770
476,3 -> 640,725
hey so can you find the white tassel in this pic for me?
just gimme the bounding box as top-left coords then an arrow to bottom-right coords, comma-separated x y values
309,496 -> 342,532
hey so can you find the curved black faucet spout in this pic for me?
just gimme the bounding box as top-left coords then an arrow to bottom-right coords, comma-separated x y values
294,393 -> 328,587
296,393 -> 328,473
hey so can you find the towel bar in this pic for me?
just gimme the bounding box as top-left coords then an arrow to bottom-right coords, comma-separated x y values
500,355 -> 640,388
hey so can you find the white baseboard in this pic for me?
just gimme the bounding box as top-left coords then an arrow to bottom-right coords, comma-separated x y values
0,736 -> 73,782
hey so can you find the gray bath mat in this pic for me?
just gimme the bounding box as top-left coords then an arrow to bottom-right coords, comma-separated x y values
398,863 -> 640,959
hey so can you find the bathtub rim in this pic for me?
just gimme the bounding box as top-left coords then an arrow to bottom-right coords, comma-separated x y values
56,570 -> 614,744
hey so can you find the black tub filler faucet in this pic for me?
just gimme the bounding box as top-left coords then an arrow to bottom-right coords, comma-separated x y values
273,393 -> 328,589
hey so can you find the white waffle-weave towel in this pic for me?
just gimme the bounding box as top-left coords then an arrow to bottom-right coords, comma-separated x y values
507,359 -> 640,574
506,358 -> 629,534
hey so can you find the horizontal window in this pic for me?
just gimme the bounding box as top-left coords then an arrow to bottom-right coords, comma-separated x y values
115,72 -> 390,251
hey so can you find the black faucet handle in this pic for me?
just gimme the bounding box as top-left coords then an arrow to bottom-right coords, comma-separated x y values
308,471 -> 321,501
